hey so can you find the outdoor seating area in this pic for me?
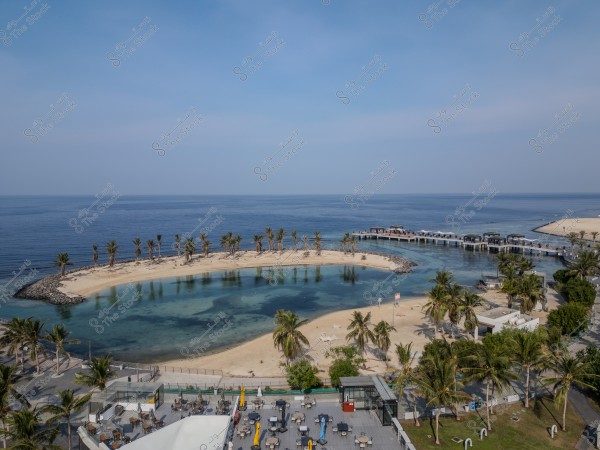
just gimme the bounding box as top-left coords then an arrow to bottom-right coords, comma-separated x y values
231,396 -> 403,450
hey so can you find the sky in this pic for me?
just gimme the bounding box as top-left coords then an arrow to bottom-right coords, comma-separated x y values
0,0 -> 598,195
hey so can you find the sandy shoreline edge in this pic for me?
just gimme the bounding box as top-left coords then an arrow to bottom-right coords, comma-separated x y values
533,217 -> 600,239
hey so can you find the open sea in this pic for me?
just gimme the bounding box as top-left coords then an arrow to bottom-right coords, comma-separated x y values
0,194 -> 598,362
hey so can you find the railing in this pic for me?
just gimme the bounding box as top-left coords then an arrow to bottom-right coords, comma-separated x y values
109,360 -> 223,377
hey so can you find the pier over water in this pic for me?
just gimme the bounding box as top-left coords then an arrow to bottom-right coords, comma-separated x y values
353,226 -> 564,257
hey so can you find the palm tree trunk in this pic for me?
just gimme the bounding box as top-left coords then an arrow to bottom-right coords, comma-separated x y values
67,419 -> 72,450
56,348 -> 61,375
525,366 -> 530,408
1,420 -> 6,448
35,348 -> 40,375
413,394 -> 420,427
562,389 -> 568,431
486,382 -> 491,431
435,409 -> 440,444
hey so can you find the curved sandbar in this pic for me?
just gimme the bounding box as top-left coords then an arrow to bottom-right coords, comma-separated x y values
27,250 -> 413,302
534,217 -> 600,240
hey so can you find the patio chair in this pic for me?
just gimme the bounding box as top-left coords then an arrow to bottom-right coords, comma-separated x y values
332,426 -> 337,433
368,436 -> 373,446
86,423 -> 97,434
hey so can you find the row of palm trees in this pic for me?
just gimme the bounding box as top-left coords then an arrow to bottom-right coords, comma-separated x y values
496,254 -> 545,311
395,328 -> 596,445
0,318 -> 76,376
0,354 -> 114,449
422,271 -> 484,340
565,230 -> 599,249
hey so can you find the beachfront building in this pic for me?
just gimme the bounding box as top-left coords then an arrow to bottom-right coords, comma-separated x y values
86,382 -> 164,422
339,376 -> 398,426
475,307 -> 539,338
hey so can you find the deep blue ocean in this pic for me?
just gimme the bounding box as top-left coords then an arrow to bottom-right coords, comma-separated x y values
0,194 -> 598,362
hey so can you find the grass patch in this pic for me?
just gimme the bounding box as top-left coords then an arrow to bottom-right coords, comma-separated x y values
402,398 -> 584,449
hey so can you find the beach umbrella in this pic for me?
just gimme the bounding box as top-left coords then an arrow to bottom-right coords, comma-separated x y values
319,416 -> 326,441
257,387 -> 262,397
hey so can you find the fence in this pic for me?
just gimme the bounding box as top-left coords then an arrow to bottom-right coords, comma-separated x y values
110,360 -> 223,377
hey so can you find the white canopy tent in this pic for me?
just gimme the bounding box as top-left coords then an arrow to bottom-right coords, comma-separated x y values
120,416 -> 231,450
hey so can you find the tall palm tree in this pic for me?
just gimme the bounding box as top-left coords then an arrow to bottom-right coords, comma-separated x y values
132,237 -> 142,260
341,233 -> 350,254
566,232 -> 580,250
146,239 -> 156,260
302,235 -> 309,251
184,238 -> 195,262
156,234 -> 162,258
220,233 -> 230,254
253,234 -> 263,253
1,407 -> 60,450
512,330 -> 546,408
414,357 -> 470,445
198,232 -> 207,256
394,342 -> 416,407
105,240 -> 118,267
591,231 -> 599,244
272,310 -> 309,364
314,231 -> 322,255
24,318 -> 45,375
429,270 -> 454,293
568,249 -> 600,279
518,273 -> 544,313
461,289 -> 483,339
346,311 -> 375,358
234,234 -> 242,255
0,318 -> 28,369
53,253 -> 73,277
265,227 -> 274,252
75,355 -> 116,391
373,320 -> 396,362
45,324 -> 78,375
0,364 -> 29,448
41,389 -> 91,450
500,265 -> 519,309
92,244 -> 99,266
463,341 -> 518,431
541,352 -> 598,431
276,228 -> 285,253
423,285 -> 448,339
349,235 -> 357,255
446,283 -> 463,337
174,234 -> 181,256
579,230 -> 587,242
291,230 -> 298,251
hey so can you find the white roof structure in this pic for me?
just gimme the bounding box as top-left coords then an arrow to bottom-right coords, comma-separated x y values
121,416 -> 231,450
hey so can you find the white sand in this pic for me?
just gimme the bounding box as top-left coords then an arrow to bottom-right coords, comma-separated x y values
535,217 -> 600,241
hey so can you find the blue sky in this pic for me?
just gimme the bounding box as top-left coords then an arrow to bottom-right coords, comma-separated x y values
0,0 -> 598,195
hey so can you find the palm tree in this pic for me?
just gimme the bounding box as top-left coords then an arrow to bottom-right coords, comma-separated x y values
518,273 -> 544,313
373,320 -> 396,362
423,285 -> 448,339
132,237 -> 142,260
24,318 -> 45,375
579,230 -> 587,242
291,230 -> 298,251
302,235 -> 309,251
0,318 -> 28,369
463,341 -> 518,431
41,389 -> 91,450
314,231 -> 322,255
591,231 -> 599,244
350,235 -> 357,255
45,324 -> 78,376
512,330 -> 546,408
146,239 -> 156,260
566,231 -> 580,250
446,283 -> 463,337
1,408 -> 60,450
346,311 -> 375,359
156,234 -> 162,258
500,265 -> 519,309
254,234 -> 263,253
105,240 -> 118,267
0,364 -> 29,448
184,237 -> 195,262
220,233 -> 230,254
276,228 -> 285,253
541,352 -> 598,431
174,234 -> 181,256
202,238 -> 211,257
92,244 -> 99,266
568,249 -> 600,279
341,233 -> 350,254
461,289 -> 483,339
272,310 -> 309,364
53,253 -> 73,277
394,342 -> 416,404
234,234 -> 242,255
75,355 -> 116,391
429,270 -> 454,293
265,227 -> 274,252
414,356 -> 470,445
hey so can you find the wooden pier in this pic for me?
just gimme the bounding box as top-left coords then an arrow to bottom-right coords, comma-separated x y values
352,227 -> 563,257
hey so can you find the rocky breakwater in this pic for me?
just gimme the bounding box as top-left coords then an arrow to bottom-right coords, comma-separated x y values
15,273 -> 85,305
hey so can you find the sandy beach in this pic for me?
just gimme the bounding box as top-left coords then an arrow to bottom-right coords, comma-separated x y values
160,287 -> 563,378
535,217 -> 600,240
58,250 -> 409,298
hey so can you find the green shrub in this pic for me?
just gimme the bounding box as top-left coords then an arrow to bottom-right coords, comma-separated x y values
548,303 -> 589,335
329,358 -> 359,388
564,277 -> 597,307
553,269 -> 574,284
286,359 -> 322,391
